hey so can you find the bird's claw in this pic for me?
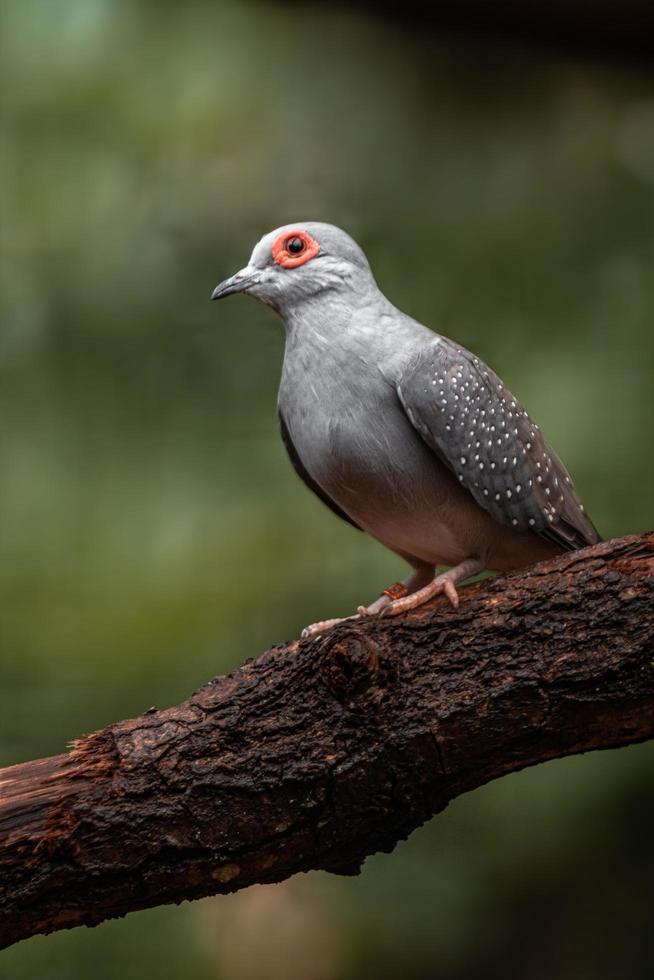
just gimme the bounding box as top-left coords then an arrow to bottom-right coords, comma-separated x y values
302,564 -> 476,638
362,573 -> 463,619
357,594 -> 392,618
301,614 -> 360,639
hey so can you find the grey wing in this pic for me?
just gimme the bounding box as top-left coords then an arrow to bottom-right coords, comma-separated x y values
397,339 -> 601,551
278,412 -> 362,531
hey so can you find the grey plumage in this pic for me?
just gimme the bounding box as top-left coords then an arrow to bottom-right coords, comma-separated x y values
279,412 -> 361,531
213,221 -> 600,629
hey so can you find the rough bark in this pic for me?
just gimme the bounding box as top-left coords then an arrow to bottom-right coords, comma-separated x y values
1,532 -> 653,949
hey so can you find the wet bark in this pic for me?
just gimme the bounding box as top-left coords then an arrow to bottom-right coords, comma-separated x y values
1,533 -> 653,949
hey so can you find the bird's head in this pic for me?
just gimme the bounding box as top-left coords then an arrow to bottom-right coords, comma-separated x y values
211,222 -> 375,314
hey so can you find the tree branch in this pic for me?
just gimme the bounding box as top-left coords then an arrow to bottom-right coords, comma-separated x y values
1,533 -> 653,949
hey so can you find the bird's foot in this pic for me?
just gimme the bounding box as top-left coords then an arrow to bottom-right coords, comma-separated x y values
301,614 -> 360,639
356,581 -> 407,617
301,578 -> 419,636
359,558 -> 484,619
302,559 -> 482,636
379,572 -> 460,615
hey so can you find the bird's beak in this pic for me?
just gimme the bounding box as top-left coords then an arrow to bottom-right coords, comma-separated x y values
211,265 -> 261,300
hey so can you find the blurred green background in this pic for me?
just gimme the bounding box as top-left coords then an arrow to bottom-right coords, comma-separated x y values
1,1 -> 653,978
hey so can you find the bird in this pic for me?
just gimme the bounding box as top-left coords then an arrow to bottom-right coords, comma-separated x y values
212,222 -> 600,636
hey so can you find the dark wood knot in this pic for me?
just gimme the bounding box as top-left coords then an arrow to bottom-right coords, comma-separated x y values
320,632 -> 394,702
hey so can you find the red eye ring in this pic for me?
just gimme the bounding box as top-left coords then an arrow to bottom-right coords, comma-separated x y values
271,229 -> 320,268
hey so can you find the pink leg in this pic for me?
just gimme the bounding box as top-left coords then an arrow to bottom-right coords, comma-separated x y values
302,561 -> 435,639
375,557 -> 484,617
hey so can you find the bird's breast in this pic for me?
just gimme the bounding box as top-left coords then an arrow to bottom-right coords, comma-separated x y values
278,357 -> 476,563
279,356 -> 415,502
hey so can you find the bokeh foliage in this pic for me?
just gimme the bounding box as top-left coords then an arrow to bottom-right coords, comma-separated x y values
1,2 -> 652,978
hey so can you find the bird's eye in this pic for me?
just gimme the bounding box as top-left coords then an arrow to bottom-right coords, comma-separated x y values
271,229 -> 320,268
286,237 -> 305,255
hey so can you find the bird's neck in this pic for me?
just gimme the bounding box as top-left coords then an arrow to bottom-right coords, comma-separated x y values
280,285 -> 399,354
